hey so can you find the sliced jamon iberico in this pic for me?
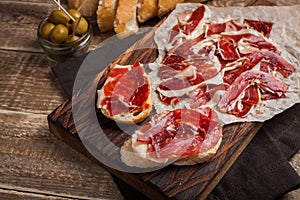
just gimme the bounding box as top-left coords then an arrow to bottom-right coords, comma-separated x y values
244,19 -> 273,38
222,50 -> 295,84
97,61 -> 152,123
135,108 -> 222,161
205,19 -> 243,36
218,70 -> 289,117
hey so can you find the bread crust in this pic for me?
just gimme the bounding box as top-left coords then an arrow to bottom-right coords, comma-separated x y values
114,0 -> 139,36
137,0 -> 158,23
158,0 -> 184,18
121,138 -> 166,168
96,0 -> 118,32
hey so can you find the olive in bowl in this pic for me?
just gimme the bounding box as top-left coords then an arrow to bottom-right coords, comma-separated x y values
37,9 -> 92,63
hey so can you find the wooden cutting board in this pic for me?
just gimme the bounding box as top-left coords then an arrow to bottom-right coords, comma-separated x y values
48,19 -> 264,200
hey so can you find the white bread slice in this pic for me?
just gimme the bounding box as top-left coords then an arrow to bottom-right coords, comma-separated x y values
137,0 -> 158,23
67,0 -> 98,16
114,0 -> 139,37
121,133 -> 222,168
96,0 -> 118,32
120,138 -> 169,168
97,63 -> 153,124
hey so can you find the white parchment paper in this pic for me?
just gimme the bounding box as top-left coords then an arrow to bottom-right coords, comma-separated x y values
150,3 -> 300,125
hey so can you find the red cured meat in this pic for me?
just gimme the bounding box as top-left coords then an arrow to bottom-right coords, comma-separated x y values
160,45 -> 219,81
179,5 -> 206,35
222,33 -> 278,53
218,37 -> 240,60
206,19 -> 243,36
249,50 -> 296,77
169,34 -> 205,56
227,86 -> 259,117
188,84 -> 229,109
168,24 -> 180,44
167,5 -> 206,45
101,62 -> 150,116
218,70 -> 288,117
185,56 -> 219,80
158,72 -> 204,91
136,108 -> 222,159
244,19 -> 273,38
222,57 -> 254,84
222,50 -> 295,84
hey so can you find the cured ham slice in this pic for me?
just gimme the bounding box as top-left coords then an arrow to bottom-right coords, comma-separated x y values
218,37 -> 240,61
168,5 -> 206,43
157,71 -> 205,106
221,31 -> 278,55
248,50 -> 296,77
178,5 -> 206,35
157,45 -> 221,106
218,70 -> 289,117
130,108 -> 222,163
97,61 -> 153,123
188,83 -> 229,109
244,19 -> 273,38
205,19 -> 243,36
166,5 -> 210,51
222,50 -> 296,84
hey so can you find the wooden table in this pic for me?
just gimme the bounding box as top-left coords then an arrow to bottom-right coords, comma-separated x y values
0,0 -> 299,199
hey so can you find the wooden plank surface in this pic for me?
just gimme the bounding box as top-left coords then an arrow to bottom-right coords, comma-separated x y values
0,0 -> 299,199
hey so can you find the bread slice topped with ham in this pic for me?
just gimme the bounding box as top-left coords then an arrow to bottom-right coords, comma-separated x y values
97,61 -> 153,124
121,107 -> 222,167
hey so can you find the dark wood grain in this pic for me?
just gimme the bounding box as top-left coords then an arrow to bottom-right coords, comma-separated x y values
1,0 -> 299,199
48,19 -> 265,199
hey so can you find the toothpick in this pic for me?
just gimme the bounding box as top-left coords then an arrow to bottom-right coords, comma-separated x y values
52,0 -> 76,22
77,0 -> 88,12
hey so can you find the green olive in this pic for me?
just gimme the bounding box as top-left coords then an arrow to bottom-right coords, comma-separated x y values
40,22 -> 55,40
65,35 -> 80,43
71,17 -> 88,36
49,10 -> 70,25
50,24 -> 69,43
65,22 -> 72,32
67,9 -> 81,19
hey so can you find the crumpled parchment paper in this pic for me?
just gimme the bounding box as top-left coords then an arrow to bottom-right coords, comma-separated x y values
149,3 -> 300,125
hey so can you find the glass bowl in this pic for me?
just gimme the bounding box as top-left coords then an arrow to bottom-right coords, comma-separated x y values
37,17 -> 93,63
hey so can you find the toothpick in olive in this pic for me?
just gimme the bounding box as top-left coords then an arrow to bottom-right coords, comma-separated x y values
67,9 -> 81,19
72,17 -> 88,36
49,10 -> 70,25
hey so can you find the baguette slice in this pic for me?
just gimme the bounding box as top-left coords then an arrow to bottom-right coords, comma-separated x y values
157,0 -> 208,18
67,0 -> 98,16
137,0 -> 158,23
121,108 -> 223,168
114,0 -> 139,37
97,62 -> 153,124
158,0 -> 184,18
96,0 -> 118,32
